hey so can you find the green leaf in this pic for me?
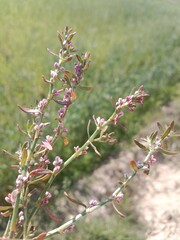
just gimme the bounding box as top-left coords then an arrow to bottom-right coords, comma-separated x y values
149,131 -> 158,143
161,124 -> 173,140
20,147 -> 28,168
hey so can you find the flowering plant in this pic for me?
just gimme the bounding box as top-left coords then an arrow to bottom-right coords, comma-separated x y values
0,27 -> 179,239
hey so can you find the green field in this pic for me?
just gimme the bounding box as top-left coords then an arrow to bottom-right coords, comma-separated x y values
0,0 -> 180,238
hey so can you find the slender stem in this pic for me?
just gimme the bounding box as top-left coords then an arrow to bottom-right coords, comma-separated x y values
41,149 -> 155,239
3,216 -> 11,238
27,113 -> 115,229
9,193 -> 21,238
43,197 -> 112,239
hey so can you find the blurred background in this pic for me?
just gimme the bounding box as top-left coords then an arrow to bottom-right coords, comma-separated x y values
0,0 -> 180,239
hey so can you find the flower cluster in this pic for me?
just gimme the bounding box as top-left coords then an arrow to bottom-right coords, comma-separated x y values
114,86 -> 148,125
53,156 -> 63,174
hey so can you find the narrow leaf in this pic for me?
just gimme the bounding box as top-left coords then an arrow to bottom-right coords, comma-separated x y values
79,86 -> 93,91
158,148 -> 178,155
134,140 -> 148,151
0,206 -> 12,211
0,210 -> 12,217
64,70 -> 75,78
87,120 -> 91,138
29,174 -> 51,185
157,122 -> 164,132
2,149 -> 20,162
18,105 -> 40,114
100,126 -> 108,138
150,131 -> 158,143
30,169 -> 52,176
112,201 -> 125,218
64,192 -> 87,208
20,148 -> 28,168
162,126 -> 171,140
76,54 -> 83,63
171,134 -> 180,138
43,207 -> 62,222
90,142 -> 101,157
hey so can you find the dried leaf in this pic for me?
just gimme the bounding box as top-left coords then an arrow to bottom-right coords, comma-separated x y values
2,149 -> 20,162
63,137 -> 69,146
43,207 -> 62,222
76,54 -> 83,63
130,160 -> 138,172
87,120 -> 91,138
79,86 -> 93,91
171,133 -> 180,138
67,32 -> 76,42
112,201 -> 125,218
90,142 -> 101,157
0,210 -> 12,217
64,70 -> 75,78
134,140 -> 148,151
100,126 -> 108,138
0,206 -> 12,211
34,232 -> 47,240
29,174 -> 51,185
64,192 -> 87,208
30,169 -> 52,176
71,91 -> 77,101
18,105 -> 40,115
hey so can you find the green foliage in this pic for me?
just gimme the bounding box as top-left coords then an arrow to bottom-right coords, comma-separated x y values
0,0 -> 180,196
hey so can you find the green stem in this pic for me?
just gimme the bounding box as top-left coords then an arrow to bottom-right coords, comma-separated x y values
43,197 -> 112,239
3,216 -> 11,238
9,193 -> 21,238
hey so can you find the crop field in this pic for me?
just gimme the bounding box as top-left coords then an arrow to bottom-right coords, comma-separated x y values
0,0 -> 180,238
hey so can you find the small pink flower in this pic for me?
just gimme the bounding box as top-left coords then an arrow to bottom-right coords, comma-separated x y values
53,156 -> 63,174
114,192 -> 124,204
41,191 -> 52,205
51,70 -> 58,79
96,117 -> 106,127
54,62 -> 59,69
53,89 -> 60,96
149,155 -> 157,165
74,146 -> 79,152
38,99 -> 48,111
63,224 -> 75,233
89,199 -> 98,207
